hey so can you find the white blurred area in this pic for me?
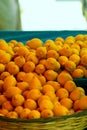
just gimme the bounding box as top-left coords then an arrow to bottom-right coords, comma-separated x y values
19,0 -> 87,31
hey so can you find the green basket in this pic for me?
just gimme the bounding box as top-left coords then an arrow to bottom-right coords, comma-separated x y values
0,31 -> 87,130
0,110 -> 87,130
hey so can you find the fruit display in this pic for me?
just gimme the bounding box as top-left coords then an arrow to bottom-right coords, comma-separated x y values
0,33 -> 87,121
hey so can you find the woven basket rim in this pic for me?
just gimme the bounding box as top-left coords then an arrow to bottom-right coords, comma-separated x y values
0,110 -> 87,124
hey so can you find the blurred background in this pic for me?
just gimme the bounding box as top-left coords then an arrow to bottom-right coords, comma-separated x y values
0,0 -> 87,30
19,0 -> 87,31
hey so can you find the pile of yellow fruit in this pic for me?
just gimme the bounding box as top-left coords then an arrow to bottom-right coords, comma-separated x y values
0,34 -> 87,120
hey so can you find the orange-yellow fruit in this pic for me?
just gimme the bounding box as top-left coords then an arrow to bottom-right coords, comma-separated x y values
39,99 -> 53,111
14,56 -> 25,68
71,69 -> 84,78
58,44 -> 72,57
80,54 -> 87,66
24,99 -> 37,110
80,40 -> 87,48
56,45 -> 62,52
70,89 -> 82,101
84,34 -> 87,40
0,40 -> 14,55
26,38 -> 43,49
16,46 -> 29,56
8,40 -> 18,48
17,81 -> 29,92
79,96 -> 87,110
0,114 -> 5,117
64,60 -> 76,73
35,64 -> 45,74
68,109 -> 75,115
0,39 -> 8,51
44,39 -> 57,51
56,88 -> 69,99
64,38 -> 75,46
0,95 -> 7,106
20,108 -> 31,119
3,75 -> 17,91
29,48 -> 36,54
65,35 -> 75,41
71,48 -> 79,55
9,39 -> 18,44
58,56 -> 68,66
14,106 -> 23,115
80,48 -> 87,57
76,65 -> 86,74
0,63 -> 5,73
6,62 -> 19,75
29,76 -> 42,90
44,59 -> 60,72
55,40 -> 63,47
55,37 -> 64,44
69,54 -> 80,65
26,53 -> 39,65
45,58 -> 58,71
44,70 -> 58,81
47,50 -> 59,60
12,94 -> 25,106
16,71 -> 26,82
0,71 -> 10,81
53,105 -> 69,116
37,74 -> 46,86
83,41 -> 87,48
42,84 -> 55,94
36,46 -> 47,59
39,59 -> 46,66
46,81 -> 61,92
73,100 -> 80,111
22,90 -> 30,99
2,101 -> 13,111
16,42 -> 24,47
75,40 -> 84,48
75,87 -> 85,94
53,100 -> 61,106
55,62 -> 61,72
0,50 -> 11,64
41,109 -> 54,118
37,95 -> 50,105
45,91 -> 56,102
71,44 -> 80,52
4,87 -> 22,98
0,108 -> 8,116
23,72 -> 34,84
26,89 -> 42,101
6,111 -> 18,118
23,61 -> 35,73
0,80 -> 4,94
13,46 -> 19,53
64,80 -> 76,92
57,71 -> 73,86
60,97 -> 73,109
75,34 -> 84,41
0,80 -> 4,92
28,110 -> 41,119
5,61 -> 15,69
